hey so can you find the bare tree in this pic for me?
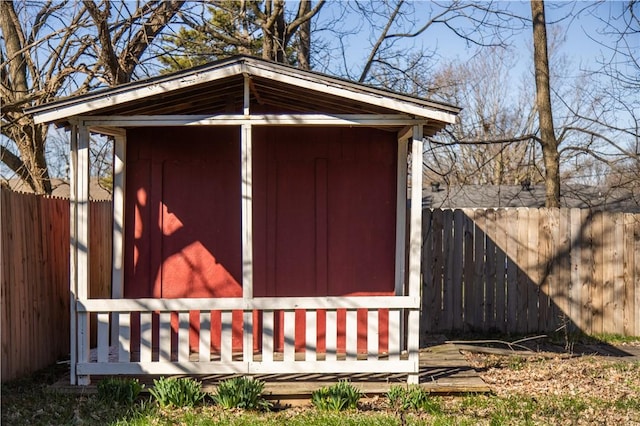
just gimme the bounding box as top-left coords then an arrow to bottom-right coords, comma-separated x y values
160,0 -> 324,71
351,0 -> 527,88
531,0 -> 560,207
425,47 -> 541,187
1,0 -> 184,194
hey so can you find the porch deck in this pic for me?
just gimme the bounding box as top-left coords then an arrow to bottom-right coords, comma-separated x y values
52,344 -> 490,399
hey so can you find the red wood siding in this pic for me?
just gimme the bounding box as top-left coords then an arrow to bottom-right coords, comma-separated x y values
124,126 -> 397,355
124,127 -> 242,353
253,127 -> 397,353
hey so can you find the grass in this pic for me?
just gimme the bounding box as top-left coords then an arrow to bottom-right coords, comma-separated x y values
3,358 -> 639,425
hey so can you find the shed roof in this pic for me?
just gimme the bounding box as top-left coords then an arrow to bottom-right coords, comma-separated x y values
29,55 -> 459,135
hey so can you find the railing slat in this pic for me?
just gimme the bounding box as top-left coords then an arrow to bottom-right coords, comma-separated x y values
326,310 -> 337,361
346,310 -> 357,361
284,310 -> 295,362
221,311 -> 233,363
262,310 -> 274,362
388,309 -> 400,361
243,311 -> 253,362
97,313 -> 110,363
140,312 -> 152,362
199,312 -> 210,362
367,310 -> 378,361
118,313 -> 130,362
305,310 -> 316,361
159,313 -> 171,362
178,312 -> 189,362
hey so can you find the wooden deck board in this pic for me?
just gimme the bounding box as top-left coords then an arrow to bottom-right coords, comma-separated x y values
51,344 -> 491,396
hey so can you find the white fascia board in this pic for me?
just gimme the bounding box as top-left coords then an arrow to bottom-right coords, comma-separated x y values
245,63 -> 458,124
78,114 -> 430,128
32,64 -> 244,124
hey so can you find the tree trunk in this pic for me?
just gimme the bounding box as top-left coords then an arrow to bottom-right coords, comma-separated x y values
531,0 -> 560,207
297,0 -> 311,70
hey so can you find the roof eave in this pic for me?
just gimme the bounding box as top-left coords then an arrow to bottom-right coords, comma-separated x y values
29,56 -> 460,125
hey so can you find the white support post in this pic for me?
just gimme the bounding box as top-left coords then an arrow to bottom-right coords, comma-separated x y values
77,124 -> 91,385
111,133 -> 126,346
242,75 -> 254,359
394,137 -> 409,296
407,125 -> 423,385
69,123 -> 78,385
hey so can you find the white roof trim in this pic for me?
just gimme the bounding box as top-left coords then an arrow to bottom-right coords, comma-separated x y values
31,57 -> 459,125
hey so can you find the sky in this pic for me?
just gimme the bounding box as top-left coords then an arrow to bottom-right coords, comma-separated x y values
313,1 -> 634,81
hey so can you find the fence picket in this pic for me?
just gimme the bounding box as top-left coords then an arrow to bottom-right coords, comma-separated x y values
623,214 -> 635,336
452,210 -> 464,330
612,213 -> 625,333
494,209 -> 507,332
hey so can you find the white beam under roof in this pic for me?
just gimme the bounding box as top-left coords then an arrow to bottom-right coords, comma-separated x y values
76,114 -> 430,129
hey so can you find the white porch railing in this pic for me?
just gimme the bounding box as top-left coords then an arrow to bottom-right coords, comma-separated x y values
76,296 -> 420,378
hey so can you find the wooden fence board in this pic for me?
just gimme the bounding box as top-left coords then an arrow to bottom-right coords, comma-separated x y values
505,209 -> 519,329
421,209 -> 433,334
635,216 -> 640,336
484,209 -> 496,331
527,208 -> 539,332
623,214 -> 636,336
601,213 -> 614,334
557,208 -> 572,332
443,209 -> 454,331
538,209 -> 552,331
473,209 -> 486,330
516,209 -> 530,333
612,213 -> 625,333
420,207 -> 640,339
451,210 -> 464,331
494,209 -> 507,332
1,189 -> 111,382
462,210 -> 475,332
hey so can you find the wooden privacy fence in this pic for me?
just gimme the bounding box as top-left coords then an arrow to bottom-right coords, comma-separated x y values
422,208 -> 640,337
4,191 -> 640,382
1,189 -> 112,382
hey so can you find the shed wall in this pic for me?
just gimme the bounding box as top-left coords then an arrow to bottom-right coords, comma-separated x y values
124,126 -> 397,353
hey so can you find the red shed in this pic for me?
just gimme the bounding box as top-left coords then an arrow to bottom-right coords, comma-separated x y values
30,56 -> 459,385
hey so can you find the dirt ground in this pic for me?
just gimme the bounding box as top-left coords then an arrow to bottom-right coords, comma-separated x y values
459,341 -> 640,424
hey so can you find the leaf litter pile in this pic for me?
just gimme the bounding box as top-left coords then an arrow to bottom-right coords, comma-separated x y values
456,341 -> 640,425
